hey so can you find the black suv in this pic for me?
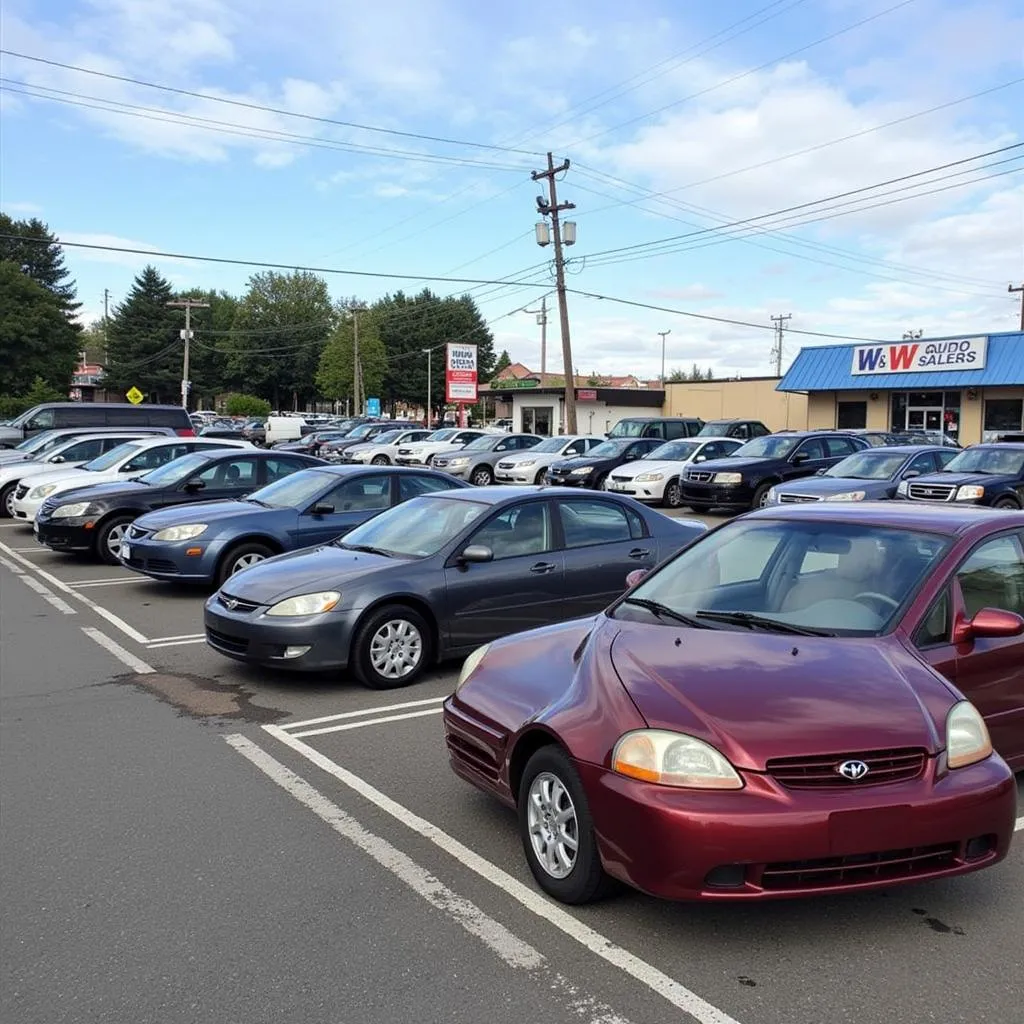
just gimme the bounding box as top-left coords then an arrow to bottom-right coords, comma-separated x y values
607,416 -> 703,440
697,419 -> 770,440
679,430 -> 870,511
895,443 -> 1024,509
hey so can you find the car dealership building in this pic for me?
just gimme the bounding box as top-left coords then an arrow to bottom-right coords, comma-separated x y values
777,332 -> 1024,445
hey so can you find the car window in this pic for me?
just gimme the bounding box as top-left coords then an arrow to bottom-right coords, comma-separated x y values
824,437 -> 857,457
494,438 -> 518,451
663,421 -> 687,440
625,442 -> 652,460
559,499 -> 635,548
194,456 -> 258,488
399,474 -> 462,501
264,457 -> 308,483
321,474 -> 392,512
470,502 -> 552,559
936,450 -> 958,469
915,588 -> 951,648
123,445 -> 189,472
956,534 -> 1024,619
26,409 -> 56,430
59,438 -> 107,462
907,453 -> 938,475
562,440 -> 586,456
796,438 -> 827,460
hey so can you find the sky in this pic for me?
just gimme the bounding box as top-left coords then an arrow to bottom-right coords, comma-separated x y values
1,0 -> 1022,381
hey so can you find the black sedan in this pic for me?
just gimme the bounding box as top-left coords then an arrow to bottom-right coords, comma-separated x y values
34,448 -> 323,564
546,437 -> 664,490
203,487 -> 705,688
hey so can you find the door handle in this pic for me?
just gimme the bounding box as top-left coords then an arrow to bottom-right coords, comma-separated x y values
628,548 -> 651,559
530,561 -> 557,574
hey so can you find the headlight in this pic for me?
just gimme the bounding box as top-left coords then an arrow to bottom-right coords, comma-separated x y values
946,701 -> 992,769
766,486 -> 778,503
612,730 -> 743,789
955,485 -> 984,501
448,456 -> 469,466
570,466 -> 593,475
896,480 -> 910,496
456,643 -> 490,690
51,501 -> 92,519
29,483 -> 59,499
152,523 -> 208,542
634,471 -> 664,483
351,450 -> 370,461
266,591 -> 341,617
714,472 -> 743,485
517,459 -> 537,468
824,490 -> 866,502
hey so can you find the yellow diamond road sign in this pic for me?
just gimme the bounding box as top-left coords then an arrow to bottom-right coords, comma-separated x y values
126,387 -> 144,405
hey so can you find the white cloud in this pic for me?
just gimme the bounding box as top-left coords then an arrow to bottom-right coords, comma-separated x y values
4,201 -> 44,215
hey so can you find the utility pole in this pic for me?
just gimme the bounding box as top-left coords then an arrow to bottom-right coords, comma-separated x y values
532,153 -> 578,434
422,348 -> 432,429
103,288 -> 110,364
347,302 -> 366,415
770,313 -> 791,377
524,296 -> 549,374
166,298 -> 210,409
1010,283 -> 1024,332
658,329 -> 671,382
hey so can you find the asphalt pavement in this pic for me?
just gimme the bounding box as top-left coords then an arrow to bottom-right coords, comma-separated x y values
1,510 -> 1022,1024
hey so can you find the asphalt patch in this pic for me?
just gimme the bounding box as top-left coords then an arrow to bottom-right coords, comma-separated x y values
110,672 -> 289,725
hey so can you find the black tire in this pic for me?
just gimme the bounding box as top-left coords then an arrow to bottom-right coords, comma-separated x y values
517,746 -> 615,905
371,454 -> 390,466
752,482 -> 773,509
95,516 -> 134,565
687,503 -> 712,513
992,497 -> 1021,510
217,542 -> 275,587
0,482 -> 16,519
593,473 -> 607,491
470,465 -> 493,486
351,603 -> 432,690
662,478 -> 684,508
534,468 -> 548,485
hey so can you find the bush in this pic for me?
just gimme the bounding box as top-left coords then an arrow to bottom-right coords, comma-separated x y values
223,393 -> 271,418
0,377 -> 67,419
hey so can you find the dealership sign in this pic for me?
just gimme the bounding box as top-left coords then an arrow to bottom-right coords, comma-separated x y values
850,337 -> 988,376
445,342 -> 478,402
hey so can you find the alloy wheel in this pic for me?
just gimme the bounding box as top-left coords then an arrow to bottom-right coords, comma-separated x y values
368,618 -> 423,680
526,771 -> 579,880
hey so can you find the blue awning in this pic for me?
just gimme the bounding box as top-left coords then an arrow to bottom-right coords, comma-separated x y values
778,332 -> 1024,392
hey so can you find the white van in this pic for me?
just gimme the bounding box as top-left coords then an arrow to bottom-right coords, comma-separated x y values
264,416 -> 307,446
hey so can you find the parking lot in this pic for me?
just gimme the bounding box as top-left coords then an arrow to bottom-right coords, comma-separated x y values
2,510 -> 1022,1024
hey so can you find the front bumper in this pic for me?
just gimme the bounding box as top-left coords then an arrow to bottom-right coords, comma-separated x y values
35,517 -> 95,552
119,533 -> 225,582
395,455 -> 428,466
576,754 -> 1016,900
545,474 -> 594,488
10,494 -> 44,522
433,463 -> 471,478
606,478 -> 665,501
495,467 -> 540,484
204,596 -> 358,671
679,481 -> 755,509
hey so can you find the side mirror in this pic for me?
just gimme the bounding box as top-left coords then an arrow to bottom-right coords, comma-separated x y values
792,452 -> 810,465
815,468 -> 827,476
625,568 -> 648,589
184,479 -> 206,492
459,544 -> 493,564
902,470 -> 921,479
309,503 -> 335,515
954,608 -> 1024,644
694,455 -> 706,463
51,455 -> 65,463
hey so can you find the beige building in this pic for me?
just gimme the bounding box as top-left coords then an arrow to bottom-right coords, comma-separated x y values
663,377 -> 809,432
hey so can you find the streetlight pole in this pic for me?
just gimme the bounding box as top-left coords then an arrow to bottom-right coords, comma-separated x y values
423,348 -> 432,429
524,296 -> 549,374
658,329 -> 671,381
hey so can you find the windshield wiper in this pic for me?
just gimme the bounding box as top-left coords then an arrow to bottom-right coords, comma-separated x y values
340,542 -> 394,557
621,597 -> 711,629
244,497 -> 270,507
694,610 -> 835,637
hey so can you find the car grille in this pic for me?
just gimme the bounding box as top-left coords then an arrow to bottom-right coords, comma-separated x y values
496,461 -> 516,470
15,483 -> 30,500
217,592 -> 261,614
766,748 -> 927,789
686,471 -> 714,482
206,627 -> 249,655
126,554 -> 180,575
760,843 -> 958,891
610,474 -> 632,482
778,493 -> 822,503
907,482 -> 956,501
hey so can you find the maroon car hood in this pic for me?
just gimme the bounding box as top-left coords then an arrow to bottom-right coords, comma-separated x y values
608,621 -> 955,770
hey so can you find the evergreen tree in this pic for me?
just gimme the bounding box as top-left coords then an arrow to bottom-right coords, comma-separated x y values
0,214 -> 81,319
491,349 -> 512,378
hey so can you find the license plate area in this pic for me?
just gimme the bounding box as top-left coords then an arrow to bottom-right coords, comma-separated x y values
829,806 -> 910,854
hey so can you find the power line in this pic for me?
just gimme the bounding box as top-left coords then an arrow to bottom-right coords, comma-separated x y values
0,49 -> 543,156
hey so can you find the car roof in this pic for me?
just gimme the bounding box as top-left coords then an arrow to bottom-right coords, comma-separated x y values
854,444 -> 947,454
744,500 -> 1024,535
420,484 -> 646,506
129,436 -> 249,449
971,442 -> 1024,452
300,464 -> 459,477
185,447 -> 319,463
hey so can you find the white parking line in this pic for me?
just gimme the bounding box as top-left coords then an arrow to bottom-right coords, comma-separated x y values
147,632 -> 206,643
263,724 -> 743,1024
82,627 -> 155,674
146,638 -> 207,649
282,696 -> 447,732
226,734 -> 634,1024
291,707 -> 444,738
9,546 -> 45,553
20,574 -> 77,615
69,578 -> 140,589
1017,817 -> 1023,833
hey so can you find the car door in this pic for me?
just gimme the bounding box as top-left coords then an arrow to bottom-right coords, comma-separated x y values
178,455 -> 261,506
894,451 -> 943,495
557,497 -> 657,613
782,437 -> 829,481
294,472 -> 393,547
442,499 -> 566,649
913,531 -> 1024,763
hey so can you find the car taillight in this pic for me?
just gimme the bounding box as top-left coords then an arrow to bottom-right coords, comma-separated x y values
176,428 -> 196,436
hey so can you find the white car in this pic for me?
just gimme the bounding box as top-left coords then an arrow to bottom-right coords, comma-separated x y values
10,437 -> 252,523
604,437 -> 744,507
494,435 -> 605,484
0,432 -> 157,518
394,428 -> 494,466
344,428 -> 433,465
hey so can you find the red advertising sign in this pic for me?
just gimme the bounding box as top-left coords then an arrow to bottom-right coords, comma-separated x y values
445,343 -> 478,402
576,389 -> 597,401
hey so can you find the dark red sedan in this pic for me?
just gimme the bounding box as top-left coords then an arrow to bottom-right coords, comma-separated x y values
444,503 -> 1022,903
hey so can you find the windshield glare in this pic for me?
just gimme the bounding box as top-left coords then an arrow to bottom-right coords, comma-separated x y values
137,453 -> 210,486
649,441 -> 700,461
249,470 -> 330,509
826,451 -> 909,480
734,436 -> 799,459
620,520 -> 948,636
340,495 -> 487,557
367,430 -> 404,446
698,423 -> 731,436
425,429 -> 459,442
463,436 -> 499,451
943,447 -> 1024,475
16,433 -> 54,452
586,440 -> 629,458
608,420 -> 646,438
83,441 -> 145,472
529,437 -> 571,453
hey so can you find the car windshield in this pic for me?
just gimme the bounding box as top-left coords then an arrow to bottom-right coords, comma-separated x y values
16,433 -> 57,453
733,436 -> 800,459
617,519 -> 949,637
463,435 -> 500,451
83,441 -> 146,471
137,452 -> 211,486
337,495 -> 488,558
698,422 -> 733,436
248,469 -> 331,509
607,420 -> 647,437
425,429 -> 459,442
586,440 -> 630,458
825,451 -> 910,480
346,424 -> 378,439
28,434 -> 78,456
367,430 -> 404,446
942,447 -> 1024,475
529,437 -> 572,454
648,440 -> 701,461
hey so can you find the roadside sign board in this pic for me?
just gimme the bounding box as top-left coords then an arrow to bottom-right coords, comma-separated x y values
126,387 -> 144,405
366,397 -> 381,416
445,343 -> 478,403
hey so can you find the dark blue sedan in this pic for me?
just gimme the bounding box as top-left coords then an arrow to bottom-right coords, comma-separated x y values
765,445 -> 956,505
122,465 -> 469,586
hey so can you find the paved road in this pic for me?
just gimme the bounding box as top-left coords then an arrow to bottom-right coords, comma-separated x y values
1,512 -> 1021,1024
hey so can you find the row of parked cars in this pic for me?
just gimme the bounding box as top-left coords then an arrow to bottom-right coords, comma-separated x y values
2,416 -> 1022,911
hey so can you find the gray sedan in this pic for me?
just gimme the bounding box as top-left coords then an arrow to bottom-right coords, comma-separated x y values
431,433 -> 543,485
204,487 -> 705,688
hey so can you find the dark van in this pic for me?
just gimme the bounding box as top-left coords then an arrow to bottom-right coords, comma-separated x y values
0,403 -> 195,448
607,416 -> 704,441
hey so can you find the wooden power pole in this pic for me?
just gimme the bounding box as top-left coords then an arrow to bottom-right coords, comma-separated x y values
167,298 -> 210,409
1010,283 -> 1024,332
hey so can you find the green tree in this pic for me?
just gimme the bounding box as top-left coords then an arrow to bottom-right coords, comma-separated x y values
491,349 -> 512,378
667,364 -> 714,382
0,214 -> 81,320
102,266 -> 180,401
316,308 -> 389,409
170,289 -> 240,406
223,393 -> 271,417
0,262 -> 81,396
0,376 -> 68,419
228,271 -> 335,409
79,320 -> 108,365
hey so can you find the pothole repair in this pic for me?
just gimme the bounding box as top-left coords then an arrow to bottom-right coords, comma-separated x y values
111,672 -> 288,724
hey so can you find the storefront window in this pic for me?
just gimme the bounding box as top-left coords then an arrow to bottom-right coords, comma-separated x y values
521,406 -> 553,436
890,393 -> 907,431
837,401 -> 867,428
983,399 -> 1024,441
943,391 -> 962,441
